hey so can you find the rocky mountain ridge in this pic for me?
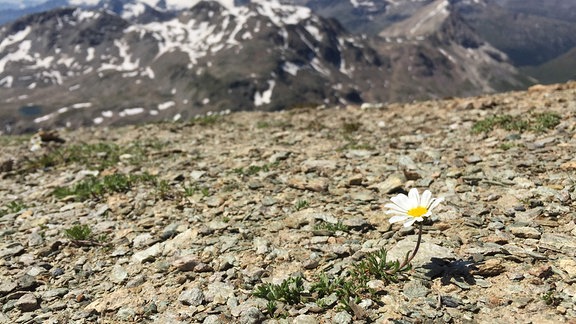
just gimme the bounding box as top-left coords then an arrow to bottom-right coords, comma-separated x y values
0,0 -> 533,134
1,81 -> 576,323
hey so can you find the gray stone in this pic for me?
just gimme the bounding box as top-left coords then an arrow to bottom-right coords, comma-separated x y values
350,190 -> 375,202
386,237 -> 456,267
0,280 -> 17,297
178,287 -> 204,306
28,232 -> 44,247
125,274 -> 146,288
174,255 -> 200,271
15,293 -> 39,312
540,233 -> 576,251
293,314 -> 318,324
333,311 -> 353,324
402,280 -> 430,299
26,266 -> 46,277
253,237 -> 270,255
42,288 -> 69,300
558,259 -> 576,278
203,315 -> 220,324
0,243 -> 25,258
342,217 -> 368,229
205,282 -> 235,304
110,265 -> 128,283
301,159 -> 337,175
17,274 -> 37,290
131,243 -> 163,263
205,196 -> 224,207
345,150 -> 375,158
510,226 -> 541,239
372,173 -> 406,193
117,307 -> 136,321
239,306 -> 263,324
133,233 -> 155,249
464,155 -> 483,164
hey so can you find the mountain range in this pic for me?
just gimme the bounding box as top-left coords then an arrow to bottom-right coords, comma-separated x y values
0,0 -> 574,134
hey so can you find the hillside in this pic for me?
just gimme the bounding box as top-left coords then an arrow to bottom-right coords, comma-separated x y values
1,81 -> 576,323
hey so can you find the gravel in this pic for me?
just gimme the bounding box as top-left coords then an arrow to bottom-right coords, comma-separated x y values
1,82 -> 576,323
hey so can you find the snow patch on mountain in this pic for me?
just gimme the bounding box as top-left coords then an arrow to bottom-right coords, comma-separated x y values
158,101 -> 175,110
282,61 -> 301,76
139,0 -> 236,10
122,3 -> 147,20
69,0 -> 100,6
253,0 -> 312,26
254,80 -> 275,106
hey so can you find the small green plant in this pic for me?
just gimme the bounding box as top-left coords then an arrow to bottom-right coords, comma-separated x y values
53,174 -> 132,201
64,224 -> 93,241
499,142 -> 516,151
232,162 -> 278,176
350,248 -> 411,285
183,184 -> 197,196
22,141 -> 156,172
64,224 -> 110,247
200,187 -> 210,197
310,273 -> 344,299
342,122 -> 362,134
256,121 -> 270,129
253,247 -> 416,316
265,300 -> 277,317
254,276 -> 305,305
532,112 -> 562,132
193,115 -> 219,126
222,183 -> 240,192
472,112 -> 561,134
5,200 -> 28,213
53,173 -> 161,201
314,220 -> 350,233
154,179 -> 173,199
246,165 -> 264,176
344,142 -> 376,151
541,290 -> 561,306
294,199 -> 309,211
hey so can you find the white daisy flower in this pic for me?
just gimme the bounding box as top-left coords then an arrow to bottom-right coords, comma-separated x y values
385,188 -> 444,227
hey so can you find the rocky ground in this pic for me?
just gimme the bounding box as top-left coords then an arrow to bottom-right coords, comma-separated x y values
1,82 -> 576,323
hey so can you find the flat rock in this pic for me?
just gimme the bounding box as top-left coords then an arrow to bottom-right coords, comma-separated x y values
15,293 -> 39,312
386,237 -> 456,267
371,173 -> 406,194
509,226 -> 541,239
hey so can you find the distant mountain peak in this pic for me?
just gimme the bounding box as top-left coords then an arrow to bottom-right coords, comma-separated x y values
379,0 -> 450,39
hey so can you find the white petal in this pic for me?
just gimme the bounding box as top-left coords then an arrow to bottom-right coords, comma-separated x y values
421,190 -> 432,208
408,188 -> 420,205
389,215 -> 409,224
403,217 -> 417,227
428,197 -> 444,211
391,194 -> 412,210
385,210 -> 406,216
384,203 -> 408,213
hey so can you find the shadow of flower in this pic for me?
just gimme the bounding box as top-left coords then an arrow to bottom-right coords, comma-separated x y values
421,257 -> 477,286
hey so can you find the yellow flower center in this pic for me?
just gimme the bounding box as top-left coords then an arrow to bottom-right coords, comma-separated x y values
407,206 -> 428,217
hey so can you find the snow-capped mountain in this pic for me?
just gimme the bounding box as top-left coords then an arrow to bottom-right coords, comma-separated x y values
0,0 -> 394,132
0,0 -> 546,134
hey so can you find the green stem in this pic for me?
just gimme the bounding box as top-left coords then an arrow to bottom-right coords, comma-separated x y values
387,222 -> 423,274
